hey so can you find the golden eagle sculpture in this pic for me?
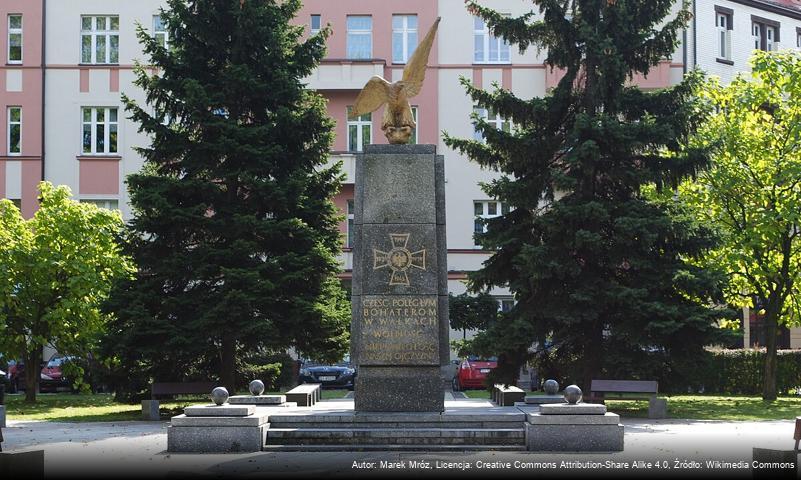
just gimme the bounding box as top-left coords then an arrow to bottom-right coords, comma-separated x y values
349,17 -> 441,144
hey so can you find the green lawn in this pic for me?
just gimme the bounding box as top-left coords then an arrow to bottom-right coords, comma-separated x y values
5,389 -> 351,422
463,390 -> 801,420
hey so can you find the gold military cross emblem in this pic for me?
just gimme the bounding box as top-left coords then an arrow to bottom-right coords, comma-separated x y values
373,233 -> 427,286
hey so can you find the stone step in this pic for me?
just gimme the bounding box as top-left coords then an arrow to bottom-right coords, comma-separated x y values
269,421 -> 523,429
265,428 -> 525,446
263,444 -> 527,452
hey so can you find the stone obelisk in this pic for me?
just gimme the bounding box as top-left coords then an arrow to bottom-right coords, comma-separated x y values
351,144 -> 448,412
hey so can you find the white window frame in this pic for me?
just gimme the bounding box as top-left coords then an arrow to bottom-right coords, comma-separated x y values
473,200 -> 508,247
346,16 -> 372,60
716,12 -> 732,60
473,106 -> 512,142
7,14 -> 22,64
766,25 -> 776,51
81,16 -> 120,64
153,15 -> 168,48
753,22 -> 761,50
346,106 -> 371,152
80,198 -> 119,210
82,107 -> 119,155
310,14 -> 321,35
346,199 -> 355,248
392,14 -> 418,64
797,30 -> 801,48
7,106 -> 21,156
473,16 -> 510,64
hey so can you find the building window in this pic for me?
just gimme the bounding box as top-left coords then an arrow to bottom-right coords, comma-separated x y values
81,199 -> 119,210
392,15 -> 418,64
409,106 -> 418,145
10,198 -> 21,210
346,16 -> 372,60
82,107 -> 118,155
7,15 -> 22,63
7,107 -> 21,155
153,15 -> 168,48
715,7 -> 732,61
474,16 -> 510,64
752,17 -> 780,52
346,199 -> 355,248
473,107 -> 512,142
797,28 -> 801,48
473,200 -> 509,246
497,298 -> 515,313
81,16 -> 120,64
346,106 -> 371,152
310,14 -> 321,35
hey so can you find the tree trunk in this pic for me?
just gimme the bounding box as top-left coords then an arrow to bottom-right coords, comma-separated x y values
220,333 -> 237,393
24,345 -> 43,403
762,304 -> 779,401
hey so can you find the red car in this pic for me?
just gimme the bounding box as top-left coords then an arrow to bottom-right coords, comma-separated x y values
452,355 -> 497,391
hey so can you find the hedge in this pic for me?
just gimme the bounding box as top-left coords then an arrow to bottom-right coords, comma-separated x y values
692,349 -> 801,395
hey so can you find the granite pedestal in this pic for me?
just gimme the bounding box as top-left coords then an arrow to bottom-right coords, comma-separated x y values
168,404 -> 266,453
526,403 -> 624,452
524,395 -> 566,405
351,144 -> 448,412
228,395 -> 286,405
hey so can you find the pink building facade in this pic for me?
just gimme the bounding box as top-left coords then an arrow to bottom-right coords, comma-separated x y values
0,0 -> 44,218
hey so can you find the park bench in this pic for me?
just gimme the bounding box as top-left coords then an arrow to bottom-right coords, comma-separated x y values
492,384 -> 525,406
141,381 -> 218,421
588,379 -> 667,419
285,383 -> 321,407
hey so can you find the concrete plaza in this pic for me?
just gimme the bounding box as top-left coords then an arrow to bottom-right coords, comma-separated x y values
2,397 -> 798,477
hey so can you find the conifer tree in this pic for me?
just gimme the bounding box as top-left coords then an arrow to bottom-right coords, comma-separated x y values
445,0 -> 731,388
103,0 -> 349,395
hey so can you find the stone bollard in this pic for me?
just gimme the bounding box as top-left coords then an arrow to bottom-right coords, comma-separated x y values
648,397 -> 668,419
141,400 -> 160,421
0,405 -> 5,428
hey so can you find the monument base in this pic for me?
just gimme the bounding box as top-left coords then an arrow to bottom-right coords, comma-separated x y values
354,366 -> 444,412
525,404 -> 624,452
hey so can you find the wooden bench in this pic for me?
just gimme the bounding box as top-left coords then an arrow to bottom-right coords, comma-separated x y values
142,381 -> 218,420
588,379 -> 667,419
492,384 -> 525,406
286,383 -> 321,407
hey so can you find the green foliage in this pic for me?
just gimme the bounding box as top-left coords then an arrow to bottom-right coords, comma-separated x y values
448,292 -> 499,333
0,182 -> 133,401
102,0 -> 349,398
445,1 -> 731,388
682,51 -> 801,399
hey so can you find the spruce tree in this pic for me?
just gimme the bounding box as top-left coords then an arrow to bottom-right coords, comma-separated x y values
445,0 -> 731,388
103,0 -> 349,395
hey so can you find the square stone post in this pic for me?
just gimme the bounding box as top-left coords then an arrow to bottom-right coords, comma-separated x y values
351,144 -> 448,412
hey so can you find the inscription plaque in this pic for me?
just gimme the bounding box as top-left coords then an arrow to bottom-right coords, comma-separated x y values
359,295 -> 439,365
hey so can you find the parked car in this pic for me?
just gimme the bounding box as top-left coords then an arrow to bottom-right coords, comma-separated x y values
40,356 -> 76,393
452,355 -> 498,391
298,357 -> 356,390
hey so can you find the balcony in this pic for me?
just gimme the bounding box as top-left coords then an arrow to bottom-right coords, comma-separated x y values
303,59 -> 385,90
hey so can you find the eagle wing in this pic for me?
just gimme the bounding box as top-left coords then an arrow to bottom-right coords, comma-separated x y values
350,76 -> 392,118
401,17 -> 441,98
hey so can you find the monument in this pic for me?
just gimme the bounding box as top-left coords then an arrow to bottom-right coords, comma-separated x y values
348,18 -> 447,412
